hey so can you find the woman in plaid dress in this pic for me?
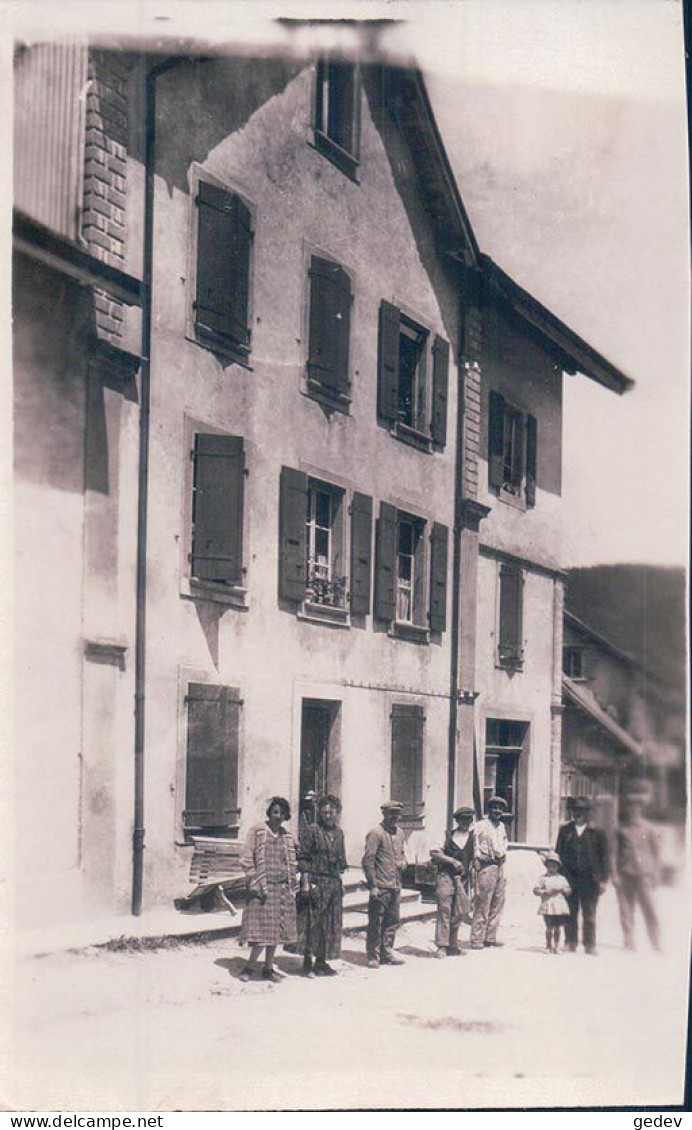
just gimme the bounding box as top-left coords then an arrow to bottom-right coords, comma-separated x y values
239,797 -> 299,982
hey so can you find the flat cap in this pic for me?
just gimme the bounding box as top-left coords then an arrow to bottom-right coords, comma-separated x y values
486,795 -> 507,811
381,799 -> 404,811
570,796 -> 592,811
453,805 -> 475,819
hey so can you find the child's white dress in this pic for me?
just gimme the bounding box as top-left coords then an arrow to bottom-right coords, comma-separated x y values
535,873 -> 571,917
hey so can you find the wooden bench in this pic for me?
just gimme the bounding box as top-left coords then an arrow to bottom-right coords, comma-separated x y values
174,835 -> 248,914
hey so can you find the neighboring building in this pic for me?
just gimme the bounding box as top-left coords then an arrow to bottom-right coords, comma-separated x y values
561,610 -> 686,837
13,37 -> 633,931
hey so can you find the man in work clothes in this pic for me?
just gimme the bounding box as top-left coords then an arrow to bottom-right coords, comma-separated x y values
362,801 -> 407,968
470,796 -> 508,949
556,796 -> 609,955
613,792 -> 662,951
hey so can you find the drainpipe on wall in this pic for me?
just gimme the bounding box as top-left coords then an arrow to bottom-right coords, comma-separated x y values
132,54 -> 181,916
446,332 -> 465,830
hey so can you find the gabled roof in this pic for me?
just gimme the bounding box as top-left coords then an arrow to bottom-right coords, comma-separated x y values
564,610 -> 640,669
563,676 -> 643,758
480,255 -> 634,394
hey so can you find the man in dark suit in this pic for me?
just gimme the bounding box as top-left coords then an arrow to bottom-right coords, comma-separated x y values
556,797 -> 609,955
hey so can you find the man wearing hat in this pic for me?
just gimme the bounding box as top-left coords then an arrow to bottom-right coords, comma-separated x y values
556,797 -> 610,954
362,801 -> 408,968
430,805 -> 475,957
470,796 -> 509,949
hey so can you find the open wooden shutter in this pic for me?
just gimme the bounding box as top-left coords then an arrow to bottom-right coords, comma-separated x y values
195,182 -> 251,350
391,704 -> 425,819
307,256 -> 351,395
191,434 -> 245,584
184,684 -> 241,829
377,301 -> 400,424
488,390 -> 505,489
374,501 -> 397,621
499,563 -> 524,665
428,522 -> 449,633
350,491 -> 373,615
278,466 -> 308,601
526,414 -> 538,508
431,336 -> 450,446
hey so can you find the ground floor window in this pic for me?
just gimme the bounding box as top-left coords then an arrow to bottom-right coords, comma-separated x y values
484,718 -> 528,841
391,703 -> 425,823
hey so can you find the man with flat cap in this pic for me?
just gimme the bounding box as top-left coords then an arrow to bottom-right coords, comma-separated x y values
362,801 -> 407,968
430,805 -> 475,956
470,796 -> 509,949
556,796 -> 609,954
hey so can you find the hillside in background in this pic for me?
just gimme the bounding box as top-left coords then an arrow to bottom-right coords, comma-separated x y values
565,565 -> 686,699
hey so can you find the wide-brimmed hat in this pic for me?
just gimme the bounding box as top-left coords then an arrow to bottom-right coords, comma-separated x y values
453,805 -> 475,820
542,851 -> 561,866
486,795 -> 507,811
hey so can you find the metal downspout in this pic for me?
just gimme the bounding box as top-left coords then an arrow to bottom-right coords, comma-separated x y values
446,286 -> 467,830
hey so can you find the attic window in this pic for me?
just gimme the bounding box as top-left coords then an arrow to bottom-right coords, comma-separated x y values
563,646 -> 585,680
313,61 -> 360,181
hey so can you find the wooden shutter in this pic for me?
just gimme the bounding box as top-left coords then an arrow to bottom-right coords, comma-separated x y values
184,684 -> 241,829
499,563 -> 524,665
374,501 -> 397,621
431,336 -> 450,446
391,704 -> 425,819
350,492 -> 373,615
428,522 -> 449,633
307,256 -> 351,395
488,390 -> 505,489
526,414 -> 538,508
278,466 -> 308,602
191,434 -> 245,584
377,301 -> 400,424
195,182 -> 251,350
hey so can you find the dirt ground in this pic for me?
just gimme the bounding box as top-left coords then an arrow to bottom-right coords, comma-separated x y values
5,883 -> 689,1112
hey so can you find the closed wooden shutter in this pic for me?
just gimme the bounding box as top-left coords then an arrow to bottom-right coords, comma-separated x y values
391,704 -> 425,819
499,563 -> 523,665
191,434 -> 245,584
184,684 -> 241,829
526,414 -> 538,507
350,491 -> 373,615
278,466 -> 308,601
488,390 -> 505,489
431,336 -> 450,446
374,501 -> 397,621
195,182 -> 252,350
307,256 -> 351,395
377,301 -> 400,424
428,522 -> 449,633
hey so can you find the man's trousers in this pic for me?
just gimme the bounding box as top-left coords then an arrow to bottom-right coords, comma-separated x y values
565,879 -> 600,950
470,863 -> 506,948
366,888 -> 400,962
434,874 -> 469,949
616,875 -> 661,950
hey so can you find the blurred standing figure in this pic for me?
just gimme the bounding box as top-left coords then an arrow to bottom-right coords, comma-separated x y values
470,796 -> 508,949
556,797 -> 609,955
613,793 -> 662,951
297,794 -> 348,977
430,805 -> 475,957
238,796 -> 299,982
362,801 -> 407,968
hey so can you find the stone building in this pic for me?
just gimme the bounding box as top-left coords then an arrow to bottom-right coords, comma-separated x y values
13,38 -> 632,931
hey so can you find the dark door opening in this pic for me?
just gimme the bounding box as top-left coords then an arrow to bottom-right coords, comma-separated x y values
484,718 -> 529,841
299,699 -> 342,811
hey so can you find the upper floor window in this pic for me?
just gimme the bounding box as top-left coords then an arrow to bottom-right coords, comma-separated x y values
313,61 -> 360,179
374,502 -> 448,639
191,177 -> 254,366
488,391 -> 537,507
306,254 -> 352,410
497,561 -> 524,670
278,467 -> 373,623
563,646 -> 585,680
378,301 -> 449,451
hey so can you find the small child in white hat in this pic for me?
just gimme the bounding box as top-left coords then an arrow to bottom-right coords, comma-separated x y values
533,852 -> 572,953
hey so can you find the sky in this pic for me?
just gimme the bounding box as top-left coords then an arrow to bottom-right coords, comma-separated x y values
4,0 -> 689,566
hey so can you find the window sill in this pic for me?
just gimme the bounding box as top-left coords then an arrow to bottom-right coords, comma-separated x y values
304,378 -> 352,415
187,326 -> 253,370
298,601 -> 351,628
497,655 -> 524,673
390,420 -> 433,453
181,578 -> 249,610
390,620 -> 430,644
496,486 -> 527,512
309,131 -> 360,183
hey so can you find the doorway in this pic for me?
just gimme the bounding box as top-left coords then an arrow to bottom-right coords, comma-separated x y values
299,699 -> 342,806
